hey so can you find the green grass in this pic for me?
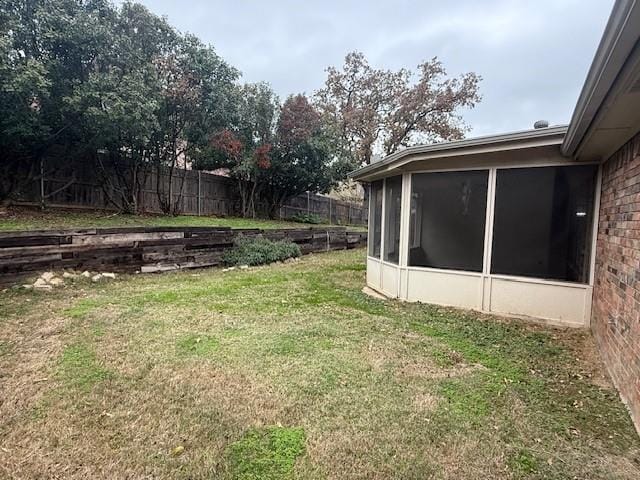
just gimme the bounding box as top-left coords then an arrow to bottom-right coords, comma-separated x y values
0,249 -> 638,480
57,343 -> 113,391
225,427 -> 306,480
0,206 -> 366,231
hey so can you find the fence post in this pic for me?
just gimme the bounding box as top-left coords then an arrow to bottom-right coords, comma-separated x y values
307,191 -> 310,215
329,197 -> 332,225
348,204 -> 351,225
197,170 -> 201,216
40,158 -> 45,210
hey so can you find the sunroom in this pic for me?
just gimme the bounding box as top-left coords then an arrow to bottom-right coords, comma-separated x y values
350,125 -> 600,327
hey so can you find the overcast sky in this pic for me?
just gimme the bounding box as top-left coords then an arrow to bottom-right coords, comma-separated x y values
134,0 -> 613,137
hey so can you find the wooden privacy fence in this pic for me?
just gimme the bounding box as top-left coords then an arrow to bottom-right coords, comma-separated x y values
16,157 -> 367,225
0,226 -> 368,285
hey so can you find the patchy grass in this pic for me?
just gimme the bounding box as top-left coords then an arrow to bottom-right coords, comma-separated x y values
176,334 -> 220,357
225,426 -> 306,479
0,206 -> 365,231
57,343 -> 113,391
0,249 -> 638,479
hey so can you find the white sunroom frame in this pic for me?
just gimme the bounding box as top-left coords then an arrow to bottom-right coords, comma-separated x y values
366,160 -> 602,328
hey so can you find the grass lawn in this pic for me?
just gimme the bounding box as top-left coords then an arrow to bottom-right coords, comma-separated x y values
0,206 -> 365,231
1,249 -> 639,479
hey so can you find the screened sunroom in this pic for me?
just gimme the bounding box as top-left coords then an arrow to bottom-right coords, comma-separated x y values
351,126 -> 600,327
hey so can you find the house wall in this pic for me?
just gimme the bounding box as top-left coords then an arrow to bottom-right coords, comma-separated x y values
592,132 -> 640,430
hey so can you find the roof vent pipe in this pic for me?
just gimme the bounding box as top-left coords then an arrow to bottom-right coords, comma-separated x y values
533,120 -> 550,129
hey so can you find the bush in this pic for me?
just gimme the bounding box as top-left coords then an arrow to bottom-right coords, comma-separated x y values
289,212 -> 324,224
222,235 -> 301,266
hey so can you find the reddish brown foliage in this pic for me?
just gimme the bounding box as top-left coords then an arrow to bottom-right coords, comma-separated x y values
315,51 -> 481,165
277,94 -> 321,148
210,129 -> 243,162
254,143 -> 272,169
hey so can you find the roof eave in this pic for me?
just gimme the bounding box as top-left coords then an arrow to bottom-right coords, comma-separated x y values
562,0 -> 640,157
349,126 -> 567,182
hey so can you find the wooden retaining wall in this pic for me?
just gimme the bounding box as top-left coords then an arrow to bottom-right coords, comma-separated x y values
0,227 -> 367,285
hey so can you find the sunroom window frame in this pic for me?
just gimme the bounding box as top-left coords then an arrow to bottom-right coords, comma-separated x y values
396,162 -> 601,288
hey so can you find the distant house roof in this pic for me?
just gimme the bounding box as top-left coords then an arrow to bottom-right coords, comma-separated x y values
350,0 -> 640,182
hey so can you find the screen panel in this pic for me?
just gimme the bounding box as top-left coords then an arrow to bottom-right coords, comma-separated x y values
491,165 -> 598,283
383,176 -> 402,264
409,170 -> 489,272
368,180 -> 383,258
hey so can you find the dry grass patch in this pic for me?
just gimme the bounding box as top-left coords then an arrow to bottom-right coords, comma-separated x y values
1,249 -> 639,479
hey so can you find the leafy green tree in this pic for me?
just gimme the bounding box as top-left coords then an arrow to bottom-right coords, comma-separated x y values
150,34 -> 238,214
262,94 -> 347,217
197,82 -> 278,218
0,0 -> 114,205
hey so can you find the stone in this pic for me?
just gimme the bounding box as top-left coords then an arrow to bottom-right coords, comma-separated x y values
62,272 -> 77,279
22,284 -> 33,290
239,265 -> 249,270
81,271 -> 91,278
91,274 -> 103,282
41,272 -> 56,282
102,272 -> 116,279
49,277 -> 64,286
33,278 -> 52,290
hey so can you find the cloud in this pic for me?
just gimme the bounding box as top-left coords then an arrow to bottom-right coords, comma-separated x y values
134,0 -> 613,136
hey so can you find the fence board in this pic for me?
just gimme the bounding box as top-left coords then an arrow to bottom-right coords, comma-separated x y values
16,157 -> 366,225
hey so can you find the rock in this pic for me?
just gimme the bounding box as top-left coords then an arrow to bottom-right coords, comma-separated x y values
22,284 -> 33,290
33,278 -> 52,290
91,274 -> 103,282
239,265 -> 249,270
49,277 -> 64,286
81,271 -> 91,278
41,272 -> 56,282
102,272 -> 116,279
62,272 -> 77,279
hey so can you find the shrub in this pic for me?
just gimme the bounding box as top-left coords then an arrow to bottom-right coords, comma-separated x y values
222,235 -> 301,266
288,212 -> 324,224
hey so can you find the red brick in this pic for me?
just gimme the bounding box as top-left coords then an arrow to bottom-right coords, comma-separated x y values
593,132 -> 640,431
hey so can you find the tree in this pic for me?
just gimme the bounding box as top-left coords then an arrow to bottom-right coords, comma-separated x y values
150,34 -> 238,214
1,0 -> 240,214
0,0 -> 115,206
200,91 -> 347,219
262,94 -> 347,217
198,82 -> 278,218
315,51 -> 481,166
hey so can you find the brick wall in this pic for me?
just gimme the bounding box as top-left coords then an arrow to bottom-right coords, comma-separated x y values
592,132 -> 640,430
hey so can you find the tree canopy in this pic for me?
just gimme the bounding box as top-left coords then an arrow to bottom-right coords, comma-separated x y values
315,51 -> 482,166
1,2 -> 482,217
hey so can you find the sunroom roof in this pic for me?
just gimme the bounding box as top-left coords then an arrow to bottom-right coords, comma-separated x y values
349,125 -> 567,182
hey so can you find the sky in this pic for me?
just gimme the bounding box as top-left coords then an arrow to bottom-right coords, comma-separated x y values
133,0 -> 613,137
